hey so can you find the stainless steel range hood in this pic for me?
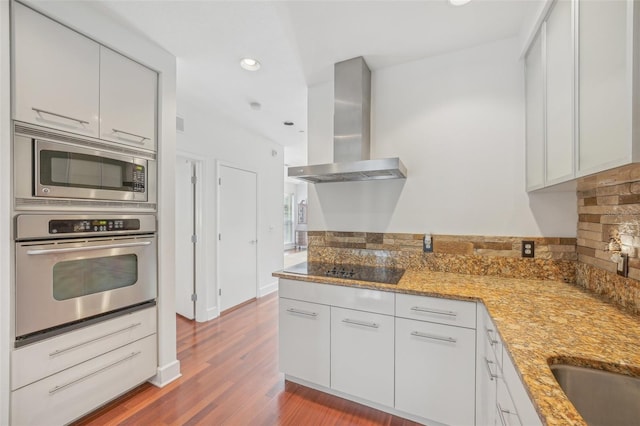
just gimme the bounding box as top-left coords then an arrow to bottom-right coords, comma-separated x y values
288,57 -> 407,184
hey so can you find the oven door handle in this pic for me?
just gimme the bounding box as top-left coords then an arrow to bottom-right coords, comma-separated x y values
26,241 -> 152,255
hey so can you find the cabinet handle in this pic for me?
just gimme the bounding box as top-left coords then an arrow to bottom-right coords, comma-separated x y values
32,107 -> 90,125
410,331 -> 456,343
485,328 -> 499,345
484,358 -> 498,380
342,318 -> 379,328
112,128 -> 150,142
286,308 -> 317,317
410,306 -> 457,317
497,403 -> 516,426
49,323 -> 143,357
48,351 -> 141,395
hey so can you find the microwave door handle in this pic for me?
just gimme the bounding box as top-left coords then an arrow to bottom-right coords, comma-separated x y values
26,241 -> 152,255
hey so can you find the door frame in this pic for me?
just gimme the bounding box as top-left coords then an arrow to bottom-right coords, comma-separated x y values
176,151 -> 206,322
216,160 -> 259,315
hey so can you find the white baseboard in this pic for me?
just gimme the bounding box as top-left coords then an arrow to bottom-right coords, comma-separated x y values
148,360 -> 181,388
204,306 -> 219,321
259,279 -> 278,297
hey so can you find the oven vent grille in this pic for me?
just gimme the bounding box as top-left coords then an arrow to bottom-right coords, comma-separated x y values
15,197 -> 157,211
14,123 -> 157,159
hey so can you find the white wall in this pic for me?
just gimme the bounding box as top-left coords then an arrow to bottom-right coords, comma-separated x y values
177,96 -> 284,320
8,0 -> 181,393
307,37 -> 577,237
0,2 -> 11,423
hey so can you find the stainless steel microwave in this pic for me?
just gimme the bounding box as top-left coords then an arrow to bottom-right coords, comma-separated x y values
13,123 -> 157,208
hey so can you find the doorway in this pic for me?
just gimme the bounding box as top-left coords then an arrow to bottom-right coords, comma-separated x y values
175,155 -> 199,320
217,163 -> 258,313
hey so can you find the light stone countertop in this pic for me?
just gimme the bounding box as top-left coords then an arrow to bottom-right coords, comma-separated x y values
273,268 -> 640,426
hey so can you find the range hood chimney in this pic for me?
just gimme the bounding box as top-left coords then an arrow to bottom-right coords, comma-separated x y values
288,57 -> 407,183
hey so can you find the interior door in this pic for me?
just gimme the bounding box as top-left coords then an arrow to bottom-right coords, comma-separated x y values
219,165 -> 257,312
175,156 -> 196,319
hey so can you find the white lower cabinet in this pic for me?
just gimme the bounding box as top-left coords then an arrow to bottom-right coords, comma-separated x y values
279,297 -> 330,387
395,317 -> 476,425
477,306 -> 498,426
278,279 -> 543,426
11,334 -> 157,426
330,306 -> 394,406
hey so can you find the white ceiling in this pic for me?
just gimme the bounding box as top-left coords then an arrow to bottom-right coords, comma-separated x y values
88,0 -> 542,165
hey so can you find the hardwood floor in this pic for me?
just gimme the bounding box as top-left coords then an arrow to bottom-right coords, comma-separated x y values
73,293 -> 422,426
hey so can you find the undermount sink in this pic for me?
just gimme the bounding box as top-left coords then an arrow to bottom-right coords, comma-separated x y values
550,364 -> 640,426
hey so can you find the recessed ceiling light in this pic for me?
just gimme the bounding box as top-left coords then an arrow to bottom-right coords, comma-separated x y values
240,58 -> 261,71
283,121 -> 294,126
449,0 -> 472,5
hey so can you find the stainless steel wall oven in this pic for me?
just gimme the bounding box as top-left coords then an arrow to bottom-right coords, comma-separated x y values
13,122 -> 157,210
14,214 -> 157,346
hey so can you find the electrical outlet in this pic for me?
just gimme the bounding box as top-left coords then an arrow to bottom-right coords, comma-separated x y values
522,241 -> 535,258
423,234 -> 433,253
616,253 -> 629,277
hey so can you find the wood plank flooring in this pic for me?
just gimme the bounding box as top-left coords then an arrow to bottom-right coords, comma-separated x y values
73,293 -> 422,426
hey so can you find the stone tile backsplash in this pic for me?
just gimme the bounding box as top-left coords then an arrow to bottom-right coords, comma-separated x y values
576,163 -> 640,313
307,231 -> 576,283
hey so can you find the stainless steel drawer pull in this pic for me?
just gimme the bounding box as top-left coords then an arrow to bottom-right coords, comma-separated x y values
342,318 -> 379,328
112,128 -> 150,142
485,328 -> 499,345
32,107 -> 90,125
410,306 -> 457,317
48,351 -> 141,395
286,308 -> 317,317
484,358 -> 498,380
497,403 -> 515,426
49,323 -> 143,357
27,241 -> 152,255
410,331 -> 456,343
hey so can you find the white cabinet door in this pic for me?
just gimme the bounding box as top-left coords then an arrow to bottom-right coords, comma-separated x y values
12,3 -> 100,136
525,30 -> 545,191
577,0 -> 630,175
330,307 -> 394,407
100,46 -> 157,151
545,0 -> 574,184
477,307 -> 498,426
395,317 -> 476,425
497,376 -> 523,426
501,352 -> 543,426
279,298 -> 330,387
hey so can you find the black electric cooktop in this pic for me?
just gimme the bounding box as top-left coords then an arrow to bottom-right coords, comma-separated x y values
283,262 -> 405,285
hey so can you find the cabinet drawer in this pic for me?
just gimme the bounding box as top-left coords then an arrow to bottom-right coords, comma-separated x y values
279,298 -> 330,387
396,293 -> 476,329
331,307 -> 394,407
279,279 -> 394,315
480,306 -> 503,367
11,334 -> 157,426
12,307 -> 156,390
395,318 -> 476,425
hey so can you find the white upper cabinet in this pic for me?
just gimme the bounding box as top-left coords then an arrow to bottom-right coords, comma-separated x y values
525,0 -> 640,190
577,0 -> 630,175
525,31 -> 545,191
12,2 -> 100,137
545,0 -> 574,184
100,47 -> 157,151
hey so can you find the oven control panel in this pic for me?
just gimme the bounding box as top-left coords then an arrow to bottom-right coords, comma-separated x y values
49,219 -> 141,234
